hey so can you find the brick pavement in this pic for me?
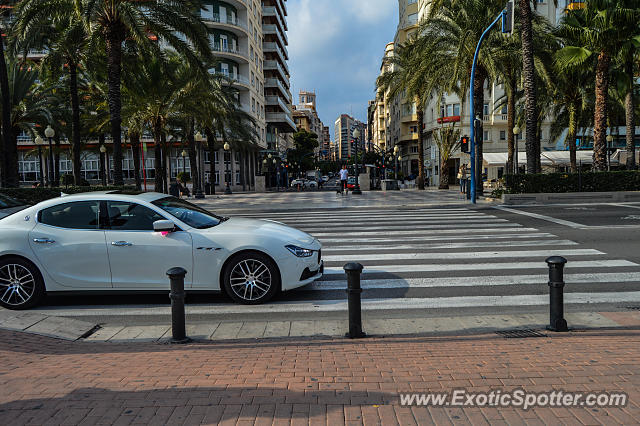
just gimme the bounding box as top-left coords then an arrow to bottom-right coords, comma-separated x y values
1,328 -> 639,425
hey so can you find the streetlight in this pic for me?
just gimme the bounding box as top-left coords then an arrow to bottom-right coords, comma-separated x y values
181,149 -> 187,175
44,125 -> 55,187
100,145 -> 107,186
607,134 -> 614,171
194,131 -> 204,199
273,158 -> 279,191
513,125 -> 521,175
394,145 -> 399,180
34,135 -> 45,187
223,142 -> 232,194
352,128 -> 362,194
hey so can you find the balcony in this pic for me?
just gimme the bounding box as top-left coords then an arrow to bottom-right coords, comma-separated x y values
264,60 -> 289,81
265,78 -> 291,102
265,95 -> 290,113
263,41 -> 289,61
262,23 -> 288,46
399,133 -> 419,143
401,113 -> 418,123
202,12 -> 248,36
263,6 -> 287,31
211,43 -> 249,63
266,112 -> 297,133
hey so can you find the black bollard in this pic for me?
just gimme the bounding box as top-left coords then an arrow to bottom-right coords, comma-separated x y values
344,263 -> 366,339
545,256 -> 568,332
167,267 -> 190,343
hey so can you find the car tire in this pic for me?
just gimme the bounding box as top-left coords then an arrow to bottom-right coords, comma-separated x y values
223,252 -> 280,305
0,257 -> 45,310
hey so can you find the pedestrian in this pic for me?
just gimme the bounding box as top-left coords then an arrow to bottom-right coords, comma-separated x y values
458,164 -> 468,193
338,165 -> 348,195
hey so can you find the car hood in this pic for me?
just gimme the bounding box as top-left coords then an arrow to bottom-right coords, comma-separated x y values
211,217 -> 317,246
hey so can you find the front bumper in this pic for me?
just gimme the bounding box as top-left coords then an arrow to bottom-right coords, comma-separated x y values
280,255 -> 323,291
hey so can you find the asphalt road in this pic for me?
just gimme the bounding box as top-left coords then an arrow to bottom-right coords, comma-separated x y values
28,195 -> 640,326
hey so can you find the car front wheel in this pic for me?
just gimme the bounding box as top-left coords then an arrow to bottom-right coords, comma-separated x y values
223,252 -> 280,305
0,257 -> 45,310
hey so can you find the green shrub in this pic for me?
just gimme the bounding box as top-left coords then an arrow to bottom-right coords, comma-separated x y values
503,171 -> 640,194
0,186 -> 137,205
60,174 -> 90,186
177,172 -> 191,183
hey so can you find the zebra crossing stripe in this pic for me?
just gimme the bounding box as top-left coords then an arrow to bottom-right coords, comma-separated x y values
311,272 -> 640,290
321,260 -> 637,275
322,249 -> 603,262
318,232 -> 556,243
322,240 -> 579,252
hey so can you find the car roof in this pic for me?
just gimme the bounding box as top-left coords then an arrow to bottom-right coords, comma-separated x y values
34,191 -> 168,209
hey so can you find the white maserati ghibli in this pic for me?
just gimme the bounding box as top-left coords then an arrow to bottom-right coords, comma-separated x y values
0,191 -> 323,310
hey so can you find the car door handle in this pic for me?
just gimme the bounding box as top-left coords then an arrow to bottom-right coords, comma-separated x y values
33,238 -> 55,244
111,241 -> 133,247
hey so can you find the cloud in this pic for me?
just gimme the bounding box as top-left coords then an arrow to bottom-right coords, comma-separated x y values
286,0 -> 397,139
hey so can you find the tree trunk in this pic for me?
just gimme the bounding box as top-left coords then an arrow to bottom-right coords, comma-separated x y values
417,108 -> 425,190
68,62 -> 83,186
0,32 -> 16,187
105,24 -> 125,186
186,125 -> 199,194
624,58 -> 636,170
153,125 -> 164,193
507,76 -> 516,174
99,134 -> 106,186
54,135 -> 60,186
473,66 -> 487,194
162,133 -> 169,193
567,101 -> 578,173
520,0 -> 539,174
130,132 -> 142,190
205,127 -> 216,194
593,50 -> 610,171
438,157 -> 449,190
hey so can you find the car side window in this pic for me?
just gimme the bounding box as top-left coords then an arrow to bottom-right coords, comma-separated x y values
39,201 -> 100,230
107,201 -> 165,231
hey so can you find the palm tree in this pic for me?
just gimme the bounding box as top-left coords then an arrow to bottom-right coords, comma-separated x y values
0,9 -> 15,187
433,123 -> 461,189
19,0 -> 213,185
376,39 -> 434,190
14,2 -> 89,185
416,0 -> 507,193
556,0 -> 640,171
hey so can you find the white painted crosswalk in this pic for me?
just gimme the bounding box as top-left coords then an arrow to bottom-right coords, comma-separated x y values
239,207 -> 640,313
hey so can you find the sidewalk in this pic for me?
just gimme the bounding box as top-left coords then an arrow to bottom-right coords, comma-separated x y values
1,327 -> 639,425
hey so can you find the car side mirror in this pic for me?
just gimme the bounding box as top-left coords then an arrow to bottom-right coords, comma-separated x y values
153,220 -> 176,233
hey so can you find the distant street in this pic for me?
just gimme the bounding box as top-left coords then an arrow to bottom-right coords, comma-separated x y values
32,192 -> 640,330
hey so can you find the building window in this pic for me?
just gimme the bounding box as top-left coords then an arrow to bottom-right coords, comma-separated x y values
483,103 -> 489,116
483,130 -> 490,142
500,130 -> 506,140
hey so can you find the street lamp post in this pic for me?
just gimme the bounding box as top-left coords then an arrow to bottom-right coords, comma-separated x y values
44,125 -> 55,187
224,142 -> 232,194
606,134 -> 613,171
273,158 -> 279,191
394,146 -> 399,180
100,145 -> 107,186
181,149 -> 187,175
34,135 -> 45,187
194,132 -> 205,199
513,125 -> 521,175
352,128 -> 362,194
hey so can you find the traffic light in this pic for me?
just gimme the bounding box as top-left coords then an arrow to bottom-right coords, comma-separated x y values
460,136 -> 470,153
502,0 -> 514,35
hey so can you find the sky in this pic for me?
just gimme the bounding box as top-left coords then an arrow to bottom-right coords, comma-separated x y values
287,0 -> 398,141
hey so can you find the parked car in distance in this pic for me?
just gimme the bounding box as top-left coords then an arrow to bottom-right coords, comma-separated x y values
0,194 -> 30,219
0,191 -> 323,309
290,178 -> 318,189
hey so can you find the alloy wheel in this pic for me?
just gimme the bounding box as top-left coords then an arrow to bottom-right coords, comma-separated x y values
229,259 -> 272,302
0,264 -> 36,307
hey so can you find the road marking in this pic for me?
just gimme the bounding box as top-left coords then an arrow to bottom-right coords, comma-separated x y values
303,221 -> 510,232
322,249 -> 603,262
311,223 -> 522,237
322,240 -> 578,252
318,232 -> 557,244
494,206 -> 586,228
322,260 -> 637,275
33,291 -> 640,316
312,272 -> 640,290
270,217 -> 501,226
313,227 -> 537,238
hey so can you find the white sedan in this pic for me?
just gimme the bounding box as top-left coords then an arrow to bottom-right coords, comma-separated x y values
0,191 -> 323,309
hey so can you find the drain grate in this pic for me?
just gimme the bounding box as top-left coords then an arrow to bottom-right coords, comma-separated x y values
625,306 -> 640,311
496,329 -> 548,339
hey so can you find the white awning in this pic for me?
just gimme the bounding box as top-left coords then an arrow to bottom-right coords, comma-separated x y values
481,150 -> 607,167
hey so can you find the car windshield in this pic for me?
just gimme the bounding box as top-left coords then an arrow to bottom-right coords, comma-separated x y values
0,194 -> 26,209
152,197 -> 226,229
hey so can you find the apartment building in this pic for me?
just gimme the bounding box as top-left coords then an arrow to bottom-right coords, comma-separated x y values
334,115 -> 367,161
13,0 -> 295,192
292,90 -> 328,159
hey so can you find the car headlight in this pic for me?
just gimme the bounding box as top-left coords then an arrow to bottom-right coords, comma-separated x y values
285,245 -> 314,258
